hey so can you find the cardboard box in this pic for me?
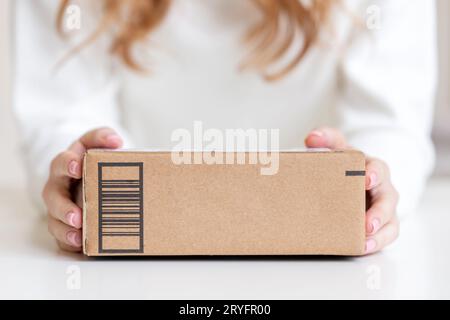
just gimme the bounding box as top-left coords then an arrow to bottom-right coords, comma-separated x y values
82,149 -> 366,256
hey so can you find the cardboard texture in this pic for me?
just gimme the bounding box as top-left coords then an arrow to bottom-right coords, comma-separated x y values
83,150 -> 366,256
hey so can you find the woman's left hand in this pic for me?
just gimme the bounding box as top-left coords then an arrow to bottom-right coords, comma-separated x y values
305,127 -> 400,255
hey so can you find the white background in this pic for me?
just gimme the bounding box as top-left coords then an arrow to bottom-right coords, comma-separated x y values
0,0 -> 24,188
1,0 -> 450,189
0,0 -> 450,187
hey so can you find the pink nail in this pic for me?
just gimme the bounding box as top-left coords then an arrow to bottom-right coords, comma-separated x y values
309,130 -> 324,138
66,211 -> 81,228
66,212 -> 76,227
67,231 -> 81,247
369,173 -> 377,188
69,161 -> 79,176
371,218 -> 381,234
365,239 -> 377,254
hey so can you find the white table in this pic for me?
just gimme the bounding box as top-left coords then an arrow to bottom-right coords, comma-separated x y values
1,177 -> 449,299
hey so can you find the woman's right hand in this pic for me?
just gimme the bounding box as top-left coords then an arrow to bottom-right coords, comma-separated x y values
43,127 -> 123,252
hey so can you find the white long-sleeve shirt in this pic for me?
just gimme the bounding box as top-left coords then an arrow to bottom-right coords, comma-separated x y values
13,0 -> 437,217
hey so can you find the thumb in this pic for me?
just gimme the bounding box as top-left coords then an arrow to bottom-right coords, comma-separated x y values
304,127 -> 348,150
69,127 -> 123,156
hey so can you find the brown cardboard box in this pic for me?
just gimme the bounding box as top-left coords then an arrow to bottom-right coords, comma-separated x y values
82,149 -> 366,256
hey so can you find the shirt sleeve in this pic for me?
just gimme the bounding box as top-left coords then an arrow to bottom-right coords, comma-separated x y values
335,0 -> 437,217
13,0 -> 134,212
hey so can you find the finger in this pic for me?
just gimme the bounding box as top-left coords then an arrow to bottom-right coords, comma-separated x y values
43,184 -> 82,229
48,216 -> 82,248
365,217 -> 400,255
305,127 -> 348,149
56,240 -> 82,253
64,128 -> 123,182
50,150 -> 83,179
366,186 -> 398,235
365,158 -> 390,191
79,127 -> 123,150
365,158 -> 399,235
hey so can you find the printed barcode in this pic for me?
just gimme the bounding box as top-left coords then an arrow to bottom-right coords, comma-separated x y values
98,163 -> 144,253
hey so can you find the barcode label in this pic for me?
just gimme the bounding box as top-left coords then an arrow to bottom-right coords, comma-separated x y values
98,163 -> 144,254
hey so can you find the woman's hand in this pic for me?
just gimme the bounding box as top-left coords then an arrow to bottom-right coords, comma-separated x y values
305,127 -> 400,255
43,127 -> 123,252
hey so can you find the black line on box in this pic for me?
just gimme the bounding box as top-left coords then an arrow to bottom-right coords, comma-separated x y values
345,170 -> 366,177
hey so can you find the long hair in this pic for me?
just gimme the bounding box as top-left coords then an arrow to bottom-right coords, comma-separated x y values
57,0 -> 336,81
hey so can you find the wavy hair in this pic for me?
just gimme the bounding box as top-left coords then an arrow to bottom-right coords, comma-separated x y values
57,0 -> 336,81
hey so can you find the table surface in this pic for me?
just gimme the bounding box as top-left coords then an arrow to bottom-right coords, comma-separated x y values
1,177 -> 449,300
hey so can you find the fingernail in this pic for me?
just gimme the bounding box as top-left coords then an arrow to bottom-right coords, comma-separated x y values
67,231 -> 81,247
66,211 -> 81,229
68,161 -> 79,176
369,173 -> 377,188
365,239 -> 377,254
371,218 -> 381,234
66,212 -> 76,227
309,130 -> 324,138
105,134 -> 122,146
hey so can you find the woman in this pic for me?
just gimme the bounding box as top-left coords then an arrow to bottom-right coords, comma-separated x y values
14,0 -> 436,254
